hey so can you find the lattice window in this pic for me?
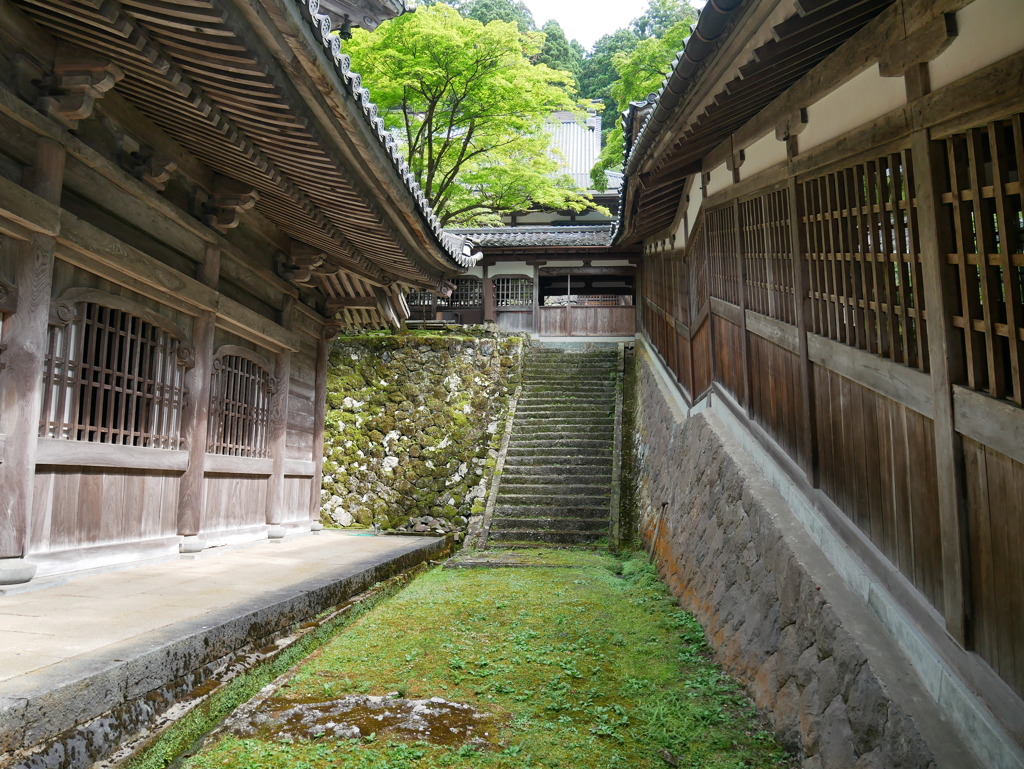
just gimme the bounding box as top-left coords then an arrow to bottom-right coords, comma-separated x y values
940,115 -> 1024,404
207,348 -> 275,457
493,276 -> 533,307
445,278 -> 483,309
740,189 -> 795,324
799,150 -> 927,370
406,288 -> 435,308
40,299 -> 190,448
692,211 -> 716,317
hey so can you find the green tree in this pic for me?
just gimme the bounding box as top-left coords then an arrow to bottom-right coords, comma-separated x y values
589,4 -> 697,189
538,20 -> 583,85
578,28 -> 640,129
459,0 -> 535,33
345,5 -> 593,225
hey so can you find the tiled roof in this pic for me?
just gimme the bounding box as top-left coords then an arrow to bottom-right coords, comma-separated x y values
451,225 -> 614,249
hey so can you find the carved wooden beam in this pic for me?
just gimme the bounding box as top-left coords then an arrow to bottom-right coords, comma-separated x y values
36,45 -> 124,129
323,296 -> 375,310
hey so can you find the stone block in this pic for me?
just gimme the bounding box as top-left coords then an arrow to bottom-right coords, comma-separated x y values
846,665 -> 888,754
818,695 -> 858,769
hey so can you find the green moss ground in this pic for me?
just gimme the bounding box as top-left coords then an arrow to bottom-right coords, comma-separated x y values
182,550 -> 792,769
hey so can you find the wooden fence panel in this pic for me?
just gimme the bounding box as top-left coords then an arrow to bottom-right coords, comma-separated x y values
813,365 -> 944,610
712,315 -> 744,400
963,438 -> 1024,698
739,189 -> 795,324
747,333 -> 803,464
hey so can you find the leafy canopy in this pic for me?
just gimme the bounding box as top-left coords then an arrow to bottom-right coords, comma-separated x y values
345,4 -> 594,226
589,1 -> 698,189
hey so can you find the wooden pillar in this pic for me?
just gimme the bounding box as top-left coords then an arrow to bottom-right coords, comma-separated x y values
176,243 -> 219,552
912,127 -> 971,645
482,264 -> 495,322
789,178 -> 818,485
308,322 -> 338,529
0,137 -> 65,583
266,296 -> 294,538
734,200 -> 751,410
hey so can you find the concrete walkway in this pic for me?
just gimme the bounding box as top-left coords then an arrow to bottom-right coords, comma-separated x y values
0,531 -> 447,767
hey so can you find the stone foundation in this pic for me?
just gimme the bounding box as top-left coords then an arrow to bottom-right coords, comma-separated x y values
631,345 -> 977,769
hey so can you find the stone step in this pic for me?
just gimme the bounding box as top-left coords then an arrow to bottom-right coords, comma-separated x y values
506,438 -> 613,449
493,499 -> 606,511
509,431 -> 613,443
512,418 -> 614,428
491,516 -> 608,531
494,504 -> 608,516
516,405 -> 610,417
488,529 -> 605,544
500,470 -> 611,484
503,451 -> 612,463
496,489 -> 610,503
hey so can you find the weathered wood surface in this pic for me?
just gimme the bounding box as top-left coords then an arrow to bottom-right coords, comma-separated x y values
0,139 -> 64,560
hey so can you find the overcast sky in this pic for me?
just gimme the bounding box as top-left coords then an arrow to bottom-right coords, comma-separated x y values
521,0 -> 706,51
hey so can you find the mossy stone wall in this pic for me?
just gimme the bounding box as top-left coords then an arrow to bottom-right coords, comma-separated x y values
320,333 -> 523,531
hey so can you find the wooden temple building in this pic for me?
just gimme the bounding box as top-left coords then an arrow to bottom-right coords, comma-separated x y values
613,0 -> 1024,762
0,0 -> 476,583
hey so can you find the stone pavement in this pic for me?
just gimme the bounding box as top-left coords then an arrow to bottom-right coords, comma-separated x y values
0,531 -> 447,767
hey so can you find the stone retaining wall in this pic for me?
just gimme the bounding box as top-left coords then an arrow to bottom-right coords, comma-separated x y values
631,346 -> 972,769
321,332 -> 522,533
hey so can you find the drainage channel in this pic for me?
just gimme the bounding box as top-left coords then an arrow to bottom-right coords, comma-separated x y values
95,564 -> 435,769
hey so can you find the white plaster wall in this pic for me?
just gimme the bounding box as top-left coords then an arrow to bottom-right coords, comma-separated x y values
929,0 -> 1024,90
799,65 -> 906,153
742,130 -> 788,178
465,265 -> 484,279
705,162 -> 732,197
489,260 -> 533,276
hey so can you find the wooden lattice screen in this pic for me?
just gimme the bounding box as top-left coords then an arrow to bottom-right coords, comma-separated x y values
740,189 -> 795,324
443,277 -> 483,308
799,151 -> 928,370
688,216 -> 709,323
707,205 -> 740,305
493,277 -> 533,307
207,351 -> 274,457
406,288 -> 434,308
40,302 -> 187,448
940,114 -> 1024,405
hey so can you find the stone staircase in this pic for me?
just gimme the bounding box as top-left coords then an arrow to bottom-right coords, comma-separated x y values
486,344 -> 620,546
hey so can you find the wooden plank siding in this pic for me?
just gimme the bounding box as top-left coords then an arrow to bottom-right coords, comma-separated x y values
638,107 -> 1024,703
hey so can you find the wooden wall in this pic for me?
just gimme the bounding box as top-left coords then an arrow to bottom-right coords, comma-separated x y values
637,102 -> 1024,721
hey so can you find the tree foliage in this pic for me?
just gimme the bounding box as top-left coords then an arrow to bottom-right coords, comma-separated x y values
588,1 -> 698,188
345,5 -> 593,226
459,0 -> 535,33
537,20 -> 583,84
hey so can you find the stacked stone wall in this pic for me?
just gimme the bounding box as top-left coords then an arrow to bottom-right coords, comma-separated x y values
632,347 -> 950,769
321,332 -> 522,533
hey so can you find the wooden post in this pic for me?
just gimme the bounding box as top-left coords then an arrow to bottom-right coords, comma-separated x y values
176,243 -> 219,552
734,200 -> 751,410
0,137 -> 65,583
912,126 -> 971,645
308,322 -> 337,528
266,296 -> 294,538
482,264 -> 495,322
789,178 -> 818,485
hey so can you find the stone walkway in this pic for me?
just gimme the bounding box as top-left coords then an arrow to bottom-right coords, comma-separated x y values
0,532 -> 446,766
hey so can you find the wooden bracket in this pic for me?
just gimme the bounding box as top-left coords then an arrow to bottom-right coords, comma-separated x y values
36,45 -> 124,129
776,108 -> 808,157
125,148 -> 178,191
202,175 -> 258,233
435,279 -> 456,299
878,12 -> 958,78
277,243 -> 340,288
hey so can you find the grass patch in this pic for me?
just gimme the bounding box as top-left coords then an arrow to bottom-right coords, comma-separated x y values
182,550 -> 792,769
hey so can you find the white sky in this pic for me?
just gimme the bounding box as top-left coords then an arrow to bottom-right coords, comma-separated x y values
521,0 -> 705,51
